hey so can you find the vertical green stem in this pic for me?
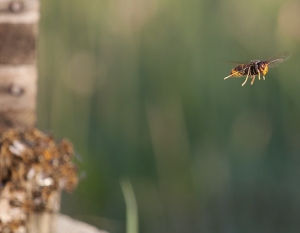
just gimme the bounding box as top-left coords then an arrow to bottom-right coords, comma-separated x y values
120,177 -> 138,233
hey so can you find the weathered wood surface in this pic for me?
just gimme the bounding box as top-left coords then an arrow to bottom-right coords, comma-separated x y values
0,65 -> 36,131
0,0 -> 38,132
0,24 -> 37,64
0,0 -> 39,24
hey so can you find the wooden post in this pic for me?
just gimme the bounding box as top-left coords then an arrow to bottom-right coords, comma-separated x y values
0,1 -> 106,233
0,1 -> 81,233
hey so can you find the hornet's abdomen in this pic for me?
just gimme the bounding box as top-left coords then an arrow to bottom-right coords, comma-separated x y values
230,64 -> 248,77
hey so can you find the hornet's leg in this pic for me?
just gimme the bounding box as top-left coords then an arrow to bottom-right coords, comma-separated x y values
241,75 -> 249,86
258,71 -> 261,80
241,69 -> 250,86
263,75 -> 266,80
251,75 -> 256,85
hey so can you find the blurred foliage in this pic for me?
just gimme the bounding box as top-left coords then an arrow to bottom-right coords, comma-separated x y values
38,0 -> 300,232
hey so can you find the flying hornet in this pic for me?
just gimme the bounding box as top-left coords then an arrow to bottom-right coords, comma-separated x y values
224,52 -> 291,86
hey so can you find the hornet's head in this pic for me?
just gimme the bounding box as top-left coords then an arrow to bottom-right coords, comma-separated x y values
258,61 -> 269,76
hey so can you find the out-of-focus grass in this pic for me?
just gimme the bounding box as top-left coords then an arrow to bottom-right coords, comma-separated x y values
38,0 -> 300,232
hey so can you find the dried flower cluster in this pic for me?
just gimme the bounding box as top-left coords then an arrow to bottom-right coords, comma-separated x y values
0,128 -> 78,232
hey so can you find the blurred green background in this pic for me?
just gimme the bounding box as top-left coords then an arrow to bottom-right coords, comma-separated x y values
37,0 -> 300,232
